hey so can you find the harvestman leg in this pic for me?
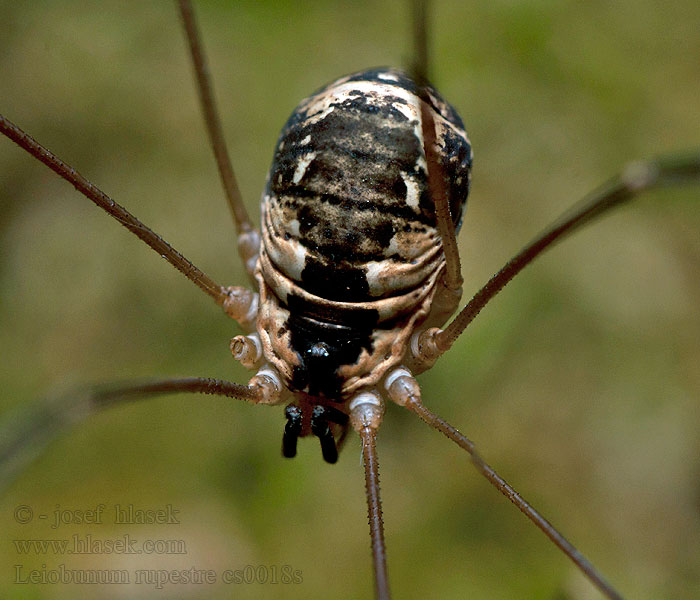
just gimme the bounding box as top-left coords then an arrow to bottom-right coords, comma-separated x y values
0,116 -> 231,307
349,395 -> 390,600
409,148 -> 700,598
0,1 -> 271,490
414,0 -> 463,294
360,429 -> 388,599
407,1 -> 700,599
423,153 -> 700,355
411,0 -> 430,88
177,0 -> 260,278
0,378 -> 259,491
2,3 -> 263,317
0,114 -> 270,489
420,101 -> 464,293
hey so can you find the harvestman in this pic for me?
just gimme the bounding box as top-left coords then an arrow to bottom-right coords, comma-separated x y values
1,2 -> 699,599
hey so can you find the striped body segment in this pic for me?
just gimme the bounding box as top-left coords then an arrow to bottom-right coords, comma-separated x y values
255,68 -> 472,400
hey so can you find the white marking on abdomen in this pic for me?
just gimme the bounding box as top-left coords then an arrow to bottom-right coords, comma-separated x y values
288,219 -> 301,237
392,101 -> 414,121
292,152 -> 316,184
400,170 -> 420,209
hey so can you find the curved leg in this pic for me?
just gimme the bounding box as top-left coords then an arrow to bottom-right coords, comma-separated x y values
410,152 -> 700,359
177,0 -> 260,277
350,393 -> 391,600
385,368 -> 624,600
0,114 -> 232,307
0,377 -> 259,493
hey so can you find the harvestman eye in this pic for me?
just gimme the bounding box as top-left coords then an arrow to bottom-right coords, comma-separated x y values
1,1 -> 698,598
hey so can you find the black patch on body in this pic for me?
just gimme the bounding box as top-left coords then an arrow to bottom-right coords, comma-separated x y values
286,294 -> 378,398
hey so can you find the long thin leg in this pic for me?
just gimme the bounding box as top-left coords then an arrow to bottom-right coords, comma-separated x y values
411,0 -> 430,86
0,377 -> 259,493
358,425 -> 391,600
420,100 -> 463,292
412,0 -> 462,293
404,397 -> 623,600
177,0 -> 254,237
0,114 -> 231,307
433,152 -> 700,355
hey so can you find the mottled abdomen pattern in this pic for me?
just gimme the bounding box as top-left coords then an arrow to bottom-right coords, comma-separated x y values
256,68 -> 472,400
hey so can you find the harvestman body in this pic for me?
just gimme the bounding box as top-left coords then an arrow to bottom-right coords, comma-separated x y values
1,1 -> 698,599
250,67 -> 471,458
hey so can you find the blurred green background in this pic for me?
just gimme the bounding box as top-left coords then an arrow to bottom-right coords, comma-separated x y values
1,1 -> 699,598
